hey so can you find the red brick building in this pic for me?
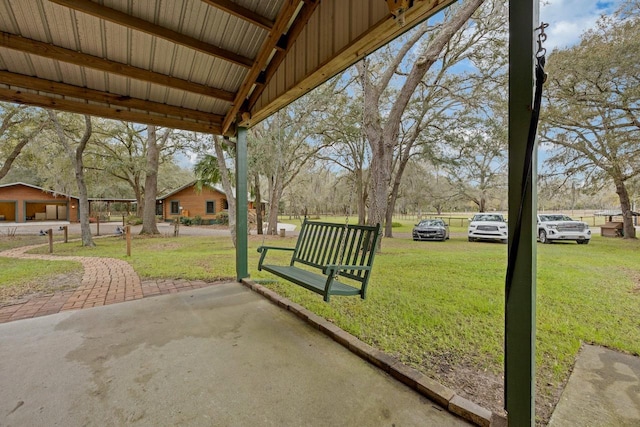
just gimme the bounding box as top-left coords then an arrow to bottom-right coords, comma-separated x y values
0,182 -> 79,223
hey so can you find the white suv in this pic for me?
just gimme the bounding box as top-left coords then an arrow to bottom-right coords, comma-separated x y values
468,213 -> 508,243
537,214 -> 591,244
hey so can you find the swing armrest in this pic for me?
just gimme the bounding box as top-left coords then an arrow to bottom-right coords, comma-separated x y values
323,264 -> 371,275
257,245 -> 295,271
257,245 -> 296,253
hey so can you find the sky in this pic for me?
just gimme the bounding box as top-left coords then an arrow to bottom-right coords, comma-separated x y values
540,0 -> 621,50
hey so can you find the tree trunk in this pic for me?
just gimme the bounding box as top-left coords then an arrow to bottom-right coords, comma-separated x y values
140,125 -> 160,235
385,177 -> 401,237
356,168 -> 366,225
384,143 -> 414,237
76,167 -> 94,247
47,111 -> 95,247
254,173 -> 263,235
213,136 -> 237,247
366,137 -> 393,231
75,119 -> 94,247
133,184 -> 144,218
615,178 -> 637,239
267,174 -> 283,235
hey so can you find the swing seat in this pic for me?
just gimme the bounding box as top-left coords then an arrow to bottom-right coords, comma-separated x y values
257,220 -> 381,302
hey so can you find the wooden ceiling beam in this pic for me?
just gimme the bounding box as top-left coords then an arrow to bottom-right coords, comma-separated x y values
0,31 -> 236,102
247,0 -> 319,112
222,0 -> 302,134
49,0 -> 253,68
0,87 -> 221,134
0,71 -> 224,124
201,0 -> 275,31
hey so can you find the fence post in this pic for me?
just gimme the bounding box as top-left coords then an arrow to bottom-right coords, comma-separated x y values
63,225 -> 68,243
126,225 -> 131,257
47,229 -> 53,253
96,215 -> 100,236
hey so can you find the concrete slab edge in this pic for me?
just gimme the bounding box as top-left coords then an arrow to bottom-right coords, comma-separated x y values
241,279 -> 501,427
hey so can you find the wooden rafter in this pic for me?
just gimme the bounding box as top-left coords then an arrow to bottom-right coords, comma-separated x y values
49,0 -> 254,68
0,71 -> 224,125
247,0 -> 320,111
0,88 -> 221,134
222,0 -> 302,134
0,31 -> 236,103
201,0 -> 275,31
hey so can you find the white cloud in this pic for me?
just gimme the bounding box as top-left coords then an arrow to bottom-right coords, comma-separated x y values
540,0 -> 619,50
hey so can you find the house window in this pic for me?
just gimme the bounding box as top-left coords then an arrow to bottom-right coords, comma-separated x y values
170,200 -> 180,215
206,200 -> 215,214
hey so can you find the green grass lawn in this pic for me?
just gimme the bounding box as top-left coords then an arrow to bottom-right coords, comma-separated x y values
7,229 -> 640,421
0,257 -> 82,302
0,257 -> 82,286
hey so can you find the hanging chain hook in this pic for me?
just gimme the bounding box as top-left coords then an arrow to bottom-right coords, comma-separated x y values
535,22 -> 549,58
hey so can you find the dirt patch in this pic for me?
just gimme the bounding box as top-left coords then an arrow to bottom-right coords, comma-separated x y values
623,268 -> 640,293
0,270 -> 83,307
428,358 -> 561,426
145,242 -> 183,251
434,360 -> 506,418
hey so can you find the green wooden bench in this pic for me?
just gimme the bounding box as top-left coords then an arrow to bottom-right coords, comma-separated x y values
257,220 -> 381,302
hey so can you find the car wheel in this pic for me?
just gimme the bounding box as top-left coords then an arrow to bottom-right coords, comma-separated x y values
468,237 -> 474,242
577,239 -> 589,245
413,238 -> 419,241
501,239 -> 508,244
539,230 -> 550,244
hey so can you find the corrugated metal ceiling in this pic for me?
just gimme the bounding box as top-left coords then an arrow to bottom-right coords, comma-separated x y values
0,0 -> 455,135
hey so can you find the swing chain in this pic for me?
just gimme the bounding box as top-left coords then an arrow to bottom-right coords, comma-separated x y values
535,22 -> 549,84
535,22 -> 549,58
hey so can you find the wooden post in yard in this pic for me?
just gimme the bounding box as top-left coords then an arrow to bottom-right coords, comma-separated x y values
47,229 -> 53,253
96,215 -> 100,236
63,225 -> 68,243
126,225 -> 131,257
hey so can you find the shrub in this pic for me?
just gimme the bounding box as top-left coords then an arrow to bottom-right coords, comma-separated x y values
193,215 -> 202,226
180,217 -> 193,226
217,211 -> 229,225
126,215 -> 143,225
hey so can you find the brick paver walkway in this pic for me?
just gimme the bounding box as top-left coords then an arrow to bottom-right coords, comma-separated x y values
0,244 -> 221,323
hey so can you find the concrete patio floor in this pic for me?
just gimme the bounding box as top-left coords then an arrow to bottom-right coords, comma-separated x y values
0,282 -> 470,426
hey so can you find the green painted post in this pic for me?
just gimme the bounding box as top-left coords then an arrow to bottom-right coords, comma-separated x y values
235,126 -> 249,280
506,0 -> 539,425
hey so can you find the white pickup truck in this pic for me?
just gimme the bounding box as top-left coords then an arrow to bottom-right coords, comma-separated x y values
537,214 -> 591,244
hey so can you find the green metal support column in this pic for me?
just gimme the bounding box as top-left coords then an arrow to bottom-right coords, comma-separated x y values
506,0 -> 539,425
235,126 -> 249,281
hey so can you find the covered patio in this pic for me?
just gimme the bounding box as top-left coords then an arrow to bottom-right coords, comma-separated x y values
0,282 -> 471,426
0,0 -> 540,424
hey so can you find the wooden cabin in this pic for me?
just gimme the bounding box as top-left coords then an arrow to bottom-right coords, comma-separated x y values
158,182 -> 230,223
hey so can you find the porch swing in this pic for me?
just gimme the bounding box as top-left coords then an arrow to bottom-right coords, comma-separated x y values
256,91 -> 381,302
257,218 -> 381,302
